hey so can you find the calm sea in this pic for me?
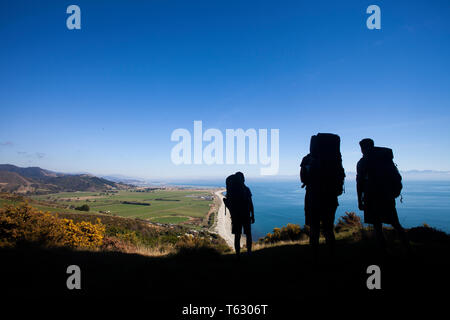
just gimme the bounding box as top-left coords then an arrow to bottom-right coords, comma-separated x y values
170,179 -> 450,240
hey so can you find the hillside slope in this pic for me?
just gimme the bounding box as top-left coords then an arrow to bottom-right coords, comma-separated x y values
0,164 -> 128,194
0,238 -> 448,313
0,197 -> 448,313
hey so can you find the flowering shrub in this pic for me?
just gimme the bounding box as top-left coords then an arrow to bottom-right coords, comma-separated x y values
0,202 -> 105,249
175,234 -> 230,254
260,223 -> 307,244
335,212 -> 362,233
58,218 -> 105,248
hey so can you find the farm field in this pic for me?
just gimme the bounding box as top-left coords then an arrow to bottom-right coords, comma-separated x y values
29,189 -> 215,224
0,196 -> 82,216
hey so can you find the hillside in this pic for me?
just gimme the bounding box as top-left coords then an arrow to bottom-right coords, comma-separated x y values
0,198 -> 448,313
0,231 -> 448,313
0,164 -> 128,194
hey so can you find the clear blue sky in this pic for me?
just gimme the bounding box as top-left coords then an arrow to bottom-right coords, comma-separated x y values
1,0 -> 449,179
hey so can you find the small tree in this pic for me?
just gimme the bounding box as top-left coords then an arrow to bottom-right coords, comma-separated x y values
75,204 -> 90,212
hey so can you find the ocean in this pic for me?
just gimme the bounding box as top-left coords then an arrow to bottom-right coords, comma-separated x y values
170,179 -> 450,240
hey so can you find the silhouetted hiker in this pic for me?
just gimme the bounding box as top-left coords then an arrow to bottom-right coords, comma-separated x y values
223,172 -> 255,258
300,134 -> 345,261
357,138 -> 410,253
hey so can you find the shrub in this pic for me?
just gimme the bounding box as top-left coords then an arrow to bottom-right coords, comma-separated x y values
58,218 -> 105,248
75,204 -> 90,212
114,230 -> 139,246
260,223 -> 307,244
175,235 -> 229,255
281,223 -> 303,240
0,202 -> 105,249
407,224 -> 450,244
100,235 -> 137,252
335,212 -> 362,233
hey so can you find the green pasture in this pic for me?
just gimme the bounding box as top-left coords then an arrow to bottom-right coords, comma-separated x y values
30,190 -> 213,222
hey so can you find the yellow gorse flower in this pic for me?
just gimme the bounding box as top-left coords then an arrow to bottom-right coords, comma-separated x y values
0,203 -> 105,249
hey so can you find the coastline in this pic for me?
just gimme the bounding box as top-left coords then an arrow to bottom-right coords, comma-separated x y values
213,190 -> 245,250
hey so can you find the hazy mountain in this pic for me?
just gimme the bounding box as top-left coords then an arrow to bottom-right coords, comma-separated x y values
344,170 -> 450,181
101,175 -> 169,186
400,170 -> 450,180
101,175 -> 149,186
0,164 -> 128,194
103,170 -> 450,186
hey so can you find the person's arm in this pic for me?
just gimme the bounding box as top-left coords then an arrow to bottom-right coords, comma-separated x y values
300,155 -> 309,188
223,197 -> 229,215
247,188 -> 255,223
356,160 -> 364,210
249,197 -> 255,223
300,166 -> 305,188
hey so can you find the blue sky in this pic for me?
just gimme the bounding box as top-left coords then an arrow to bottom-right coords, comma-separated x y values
1,0 -> 449,179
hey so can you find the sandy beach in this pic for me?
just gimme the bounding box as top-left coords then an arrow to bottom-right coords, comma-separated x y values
214,190 -> 245,250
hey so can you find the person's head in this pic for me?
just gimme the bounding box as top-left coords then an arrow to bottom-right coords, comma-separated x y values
235,171 -> 245,183
359,138 -> 374,156
225,174 -> 234,190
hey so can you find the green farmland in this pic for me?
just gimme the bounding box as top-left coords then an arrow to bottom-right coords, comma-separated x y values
29,189 -> 215,225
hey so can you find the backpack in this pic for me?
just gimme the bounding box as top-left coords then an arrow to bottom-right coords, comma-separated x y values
300,154 -> 313,188
223,174 -> 251,219
300,135 -> 318,187
366,147 -> 402,198
301,133 -> 345,196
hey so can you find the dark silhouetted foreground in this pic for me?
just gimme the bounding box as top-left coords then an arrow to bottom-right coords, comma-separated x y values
1,229 -> 448,314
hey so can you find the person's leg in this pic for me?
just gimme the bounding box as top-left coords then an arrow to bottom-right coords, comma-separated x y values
323,219 -> 335,257
373,222 -> 386,251
323,204 -> 337,257
246,231 -> 252,255
234,233 -> 241,257
391,217 -> 410,250
306,193 -> 318,256
310,223 -> 320,246
310,217 -> 320,262
242,223 -> 252,255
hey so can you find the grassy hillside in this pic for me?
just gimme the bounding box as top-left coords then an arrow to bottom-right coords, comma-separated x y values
0,199 -> 229,256
0,164 -> 127,194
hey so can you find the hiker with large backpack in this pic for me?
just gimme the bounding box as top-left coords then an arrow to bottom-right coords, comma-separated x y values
223,172 -> 255,258
300,133 -> 345,260
356,138 -> 410,253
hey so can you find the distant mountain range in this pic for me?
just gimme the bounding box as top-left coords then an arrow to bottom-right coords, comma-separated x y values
102,170 -> 450,187
100,174 -> 169,186
0,164 -> 128,194
2,164 -> 448,195
345,170 -> 450,181
101,175 -> 153,186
